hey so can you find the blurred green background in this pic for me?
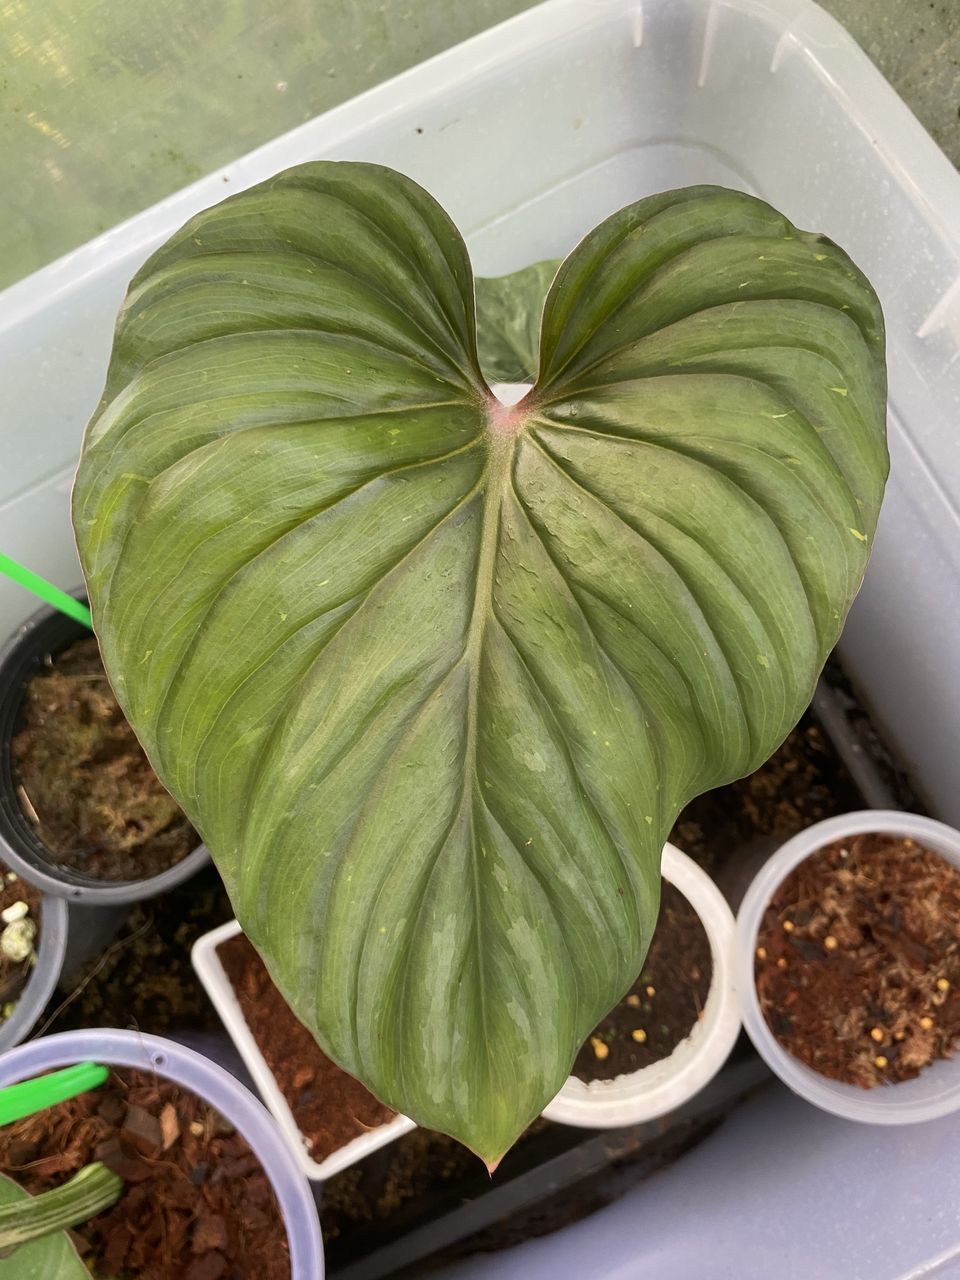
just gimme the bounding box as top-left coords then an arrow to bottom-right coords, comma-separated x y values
1,0 -> 957,290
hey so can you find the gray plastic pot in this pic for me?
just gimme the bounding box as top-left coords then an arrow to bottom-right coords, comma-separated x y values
0,889 -> 67,1053
0,594 -> 209,904
0,1028 -> 324,1277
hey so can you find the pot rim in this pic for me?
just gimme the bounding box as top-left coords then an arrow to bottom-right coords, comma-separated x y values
541,841 -> 742,1128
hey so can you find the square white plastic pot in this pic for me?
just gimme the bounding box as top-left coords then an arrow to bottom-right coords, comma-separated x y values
192,920 -> 415,1181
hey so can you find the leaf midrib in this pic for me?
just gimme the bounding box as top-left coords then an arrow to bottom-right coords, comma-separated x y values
463,424 -> 517,1069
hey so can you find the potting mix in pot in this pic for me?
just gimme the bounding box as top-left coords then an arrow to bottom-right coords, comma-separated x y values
755,833 -> 960,1086
574,883 -> 712,1082
218,932 -> 396,1162
0,1067 -> 290,1279
11,637 -> 198,881
0,861 -> 40,1028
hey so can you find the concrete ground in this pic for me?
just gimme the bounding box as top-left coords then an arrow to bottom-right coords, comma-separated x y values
0,0 -> 957,287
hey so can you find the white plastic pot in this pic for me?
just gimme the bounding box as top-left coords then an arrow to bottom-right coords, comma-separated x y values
192,919 -> 415,1181
0,1029 -> 324,1277
737,810 -> 960,1125
542,843 -> 741,1129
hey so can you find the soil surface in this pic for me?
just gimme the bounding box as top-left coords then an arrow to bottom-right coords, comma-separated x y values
0,1066 -> 289,1280
42,865 -> 234,1038
671,712 -> 863,877
573,883 -> 712,1082
322,1128 -> 483,1243
218,932 -> 396,1162
756,833 -> 960,1086
320,1119 -> 551,1250
0,859 -> 42,1025
11,636 -> 198,881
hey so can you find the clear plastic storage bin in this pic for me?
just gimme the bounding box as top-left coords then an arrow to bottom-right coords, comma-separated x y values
2,5 -> 960,1273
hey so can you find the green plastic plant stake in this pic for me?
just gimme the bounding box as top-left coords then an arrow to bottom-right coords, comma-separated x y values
0,1063 -> 108,1126
0,555 -> 91,629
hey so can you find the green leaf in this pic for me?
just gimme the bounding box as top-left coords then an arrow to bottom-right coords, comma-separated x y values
0,1176 -> 89,1280
73,167 -> 887,1163
0,1162 -> 122,1252
475,259 -> 559,382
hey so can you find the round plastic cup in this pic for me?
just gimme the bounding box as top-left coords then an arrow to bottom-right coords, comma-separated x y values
0,593 -> 209,904
0,890 -> 67,1053
0,1028 -> 324,1276
542,842 -> 742,1128
738,810 -> 960,1124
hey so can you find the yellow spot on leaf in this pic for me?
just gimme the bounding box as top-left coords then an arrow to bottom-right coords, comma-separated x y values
848,528 -> 868,543
25,111 -> 70,148
829,386 -> 848,396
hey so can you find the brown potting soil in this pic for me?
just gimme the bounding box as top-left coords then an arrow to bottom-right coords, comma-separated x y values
11,636 -> 198,881
756,833 -> 960,1087
0,859 -> 42,1023
218,932 -> 396,1163
671,713 -> 863,876
322,1128 -> 481,1241
43,865 -> 234,1038
320,1119 -> 553,1250
0,1066 -> 289,1280
573,882 -> 712,1082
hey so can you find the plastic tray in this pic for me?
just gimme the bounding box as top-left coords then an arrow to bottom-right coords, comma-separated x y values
2,2 -> 960,1274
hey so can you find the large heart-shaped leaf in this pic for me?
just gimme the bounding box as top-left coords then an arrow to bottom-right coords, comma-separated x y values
73,165 -> 887,1162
